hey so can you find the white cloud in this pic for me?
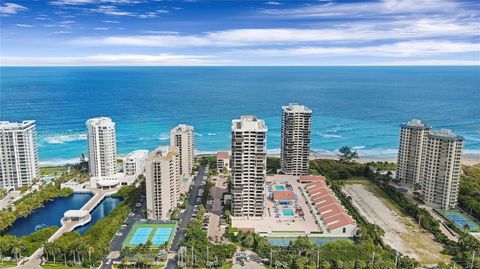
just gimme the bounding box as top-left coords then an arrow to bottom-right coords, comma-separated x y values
265,1 -> 281,5
261,0 -> 467,18
49,0 -> 140,6
0,2 -> 27,14
16,24 -> 33,28
0,53 -> 221,66
94,27 -> 110,30
103,20 -> 119,23
234,41 -> 480,57
92,5 -> 133,16
70,19 -> 480,47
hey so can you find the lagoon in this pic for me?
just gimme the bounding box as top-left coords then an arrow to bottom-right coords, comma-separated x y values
6,193 -> 92,237
75,196 -> 122,235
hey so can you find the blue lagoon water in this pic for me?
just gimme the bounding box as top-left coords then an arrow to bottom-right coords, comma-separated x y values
1,67 -> 479,165
75,196 -> 122,235
6,193 -> 92,237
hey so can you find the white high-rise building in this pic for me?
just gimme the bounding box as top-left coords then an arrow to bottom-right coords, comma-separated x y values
0,121 -> 39,189
170,124 -> 194,177
124,150 -> 148,177
145,146 -> 180,220
231,115 -> 267,217
86,117 -> 117,178
421,129 -> 463,210
396,119 -> 431,186
281,103 -> 312,176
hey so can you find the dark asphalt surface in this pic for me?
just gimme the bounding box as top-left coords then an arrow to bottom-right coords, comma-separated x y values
165,164 -> 207,269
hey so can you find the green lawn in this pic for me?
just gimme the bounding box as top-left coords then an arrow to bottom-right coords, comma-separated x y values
122,222 -> 177,248
41,263 -> 86,269
39,166 -> 66,176
0,261 -> 17,269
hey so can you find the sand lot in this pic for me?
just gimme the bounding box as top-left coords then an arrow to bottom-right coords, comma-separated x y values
342,183 -> 450,265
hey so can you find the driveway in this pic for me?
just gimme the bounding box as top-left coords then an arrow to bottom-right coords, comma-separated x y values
165,165 -> 207,269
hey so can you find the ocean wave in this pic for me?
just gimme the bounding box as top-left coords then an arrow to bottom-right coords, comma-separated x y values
464,149 -> 480,155
42,133 -> 87,145
157,136 -> 169,141
194,132 -> 203,137
325,127 -> 352,133
320,134 -> 344,139
207,133 -> 217,136
352,145 -> 366,150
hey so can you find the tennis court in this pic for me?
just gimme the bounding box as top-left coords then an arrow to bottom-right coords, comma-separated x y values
152,227 -> 174,245
130,227 -> 153,244
443,211 -> 480,232
123,222 -> 177,248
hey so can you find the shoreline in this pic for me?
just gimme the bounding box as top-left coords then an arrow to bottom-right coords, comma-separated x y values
39,153 -> 480,168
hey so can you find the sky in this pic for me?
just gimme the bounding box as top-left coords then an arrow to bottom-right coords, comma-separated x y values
0,0 -> 479,66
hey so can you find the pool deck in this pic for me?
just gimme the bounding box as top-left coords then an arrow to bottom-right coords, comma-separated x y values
22,186 -> 120,269
231,175 -> 322,236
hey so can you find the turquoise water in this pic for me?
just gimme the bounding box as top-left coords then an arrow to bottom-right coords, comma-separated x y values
6,193 -> 92,237
275,185 -> 286,191
283,209 -> 294,216
1,67 -> 479,165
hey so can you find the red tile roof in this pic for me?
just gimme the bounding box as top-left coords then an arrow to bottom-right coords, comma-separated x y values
313,194 -> 338,208
324,213 -> 355,231
317,203 -> 346,219
300,175 -> 326,182
305,181 -> 327,190
273,191 -> 295,201
216,152 -> 229,159
309,188 -> 331,199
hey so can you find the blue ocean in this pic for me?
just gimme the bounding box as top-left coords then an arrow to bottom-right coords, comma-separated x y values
1,67 -> 479,166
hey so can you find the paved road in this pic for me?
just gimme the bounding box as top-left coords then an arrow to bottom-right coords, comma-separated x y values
99,193 -> 147,269
165,165 -> 207,269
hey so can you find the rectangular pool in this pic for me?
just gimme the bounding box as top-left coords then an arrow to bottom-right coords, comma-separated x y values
275,185 -> 286,191
283,209 -> 294,216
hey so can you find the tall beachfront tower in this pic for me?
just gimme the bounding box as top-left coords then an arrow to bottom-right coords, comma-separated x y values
421,129 -> 463,210
281,103 -> 312,176
86,117 -> 117,178
230,115 -> 267,217
170,124 -> 194,177
145,146 -> 180,220
0,121 -> 39,189
396,119 -> 431,186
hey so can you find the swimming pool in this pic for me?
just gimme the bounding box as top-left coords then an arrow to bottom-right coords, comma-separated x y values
275,185 -> 286,191
283,209 -> 294,216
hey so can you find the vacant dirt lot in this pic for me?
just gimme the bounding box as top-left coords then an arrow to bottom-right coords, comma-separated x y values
342,183 -> 450,265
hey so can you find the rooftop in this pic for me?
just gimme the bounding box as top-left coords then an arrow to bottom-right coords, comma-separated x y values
0,120 -> 36,130
232,115 -> 267,132
64,210 -> 89,218
400,119 -> 431,130
86,117 -> 114,126
428,128 -> 463,141
171,124 -> 194,133
272,190 -> 295,201
216,151 -> 230,159
125,149 -> 149,160
282,103 -> 312,113
148,146 -> 178,160
299,175 -> 326,182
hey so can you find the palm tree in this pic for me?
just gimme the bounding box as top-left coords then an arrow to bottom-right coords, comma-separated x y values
43,242 -> 52,262
337,146 -> 359,163
242,233 -> 255,248
87,244 -> 95,260
144,240 -> 153,251
68,245 -> 77,264
51,245 -> 60,264
12,241 -> 24,261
